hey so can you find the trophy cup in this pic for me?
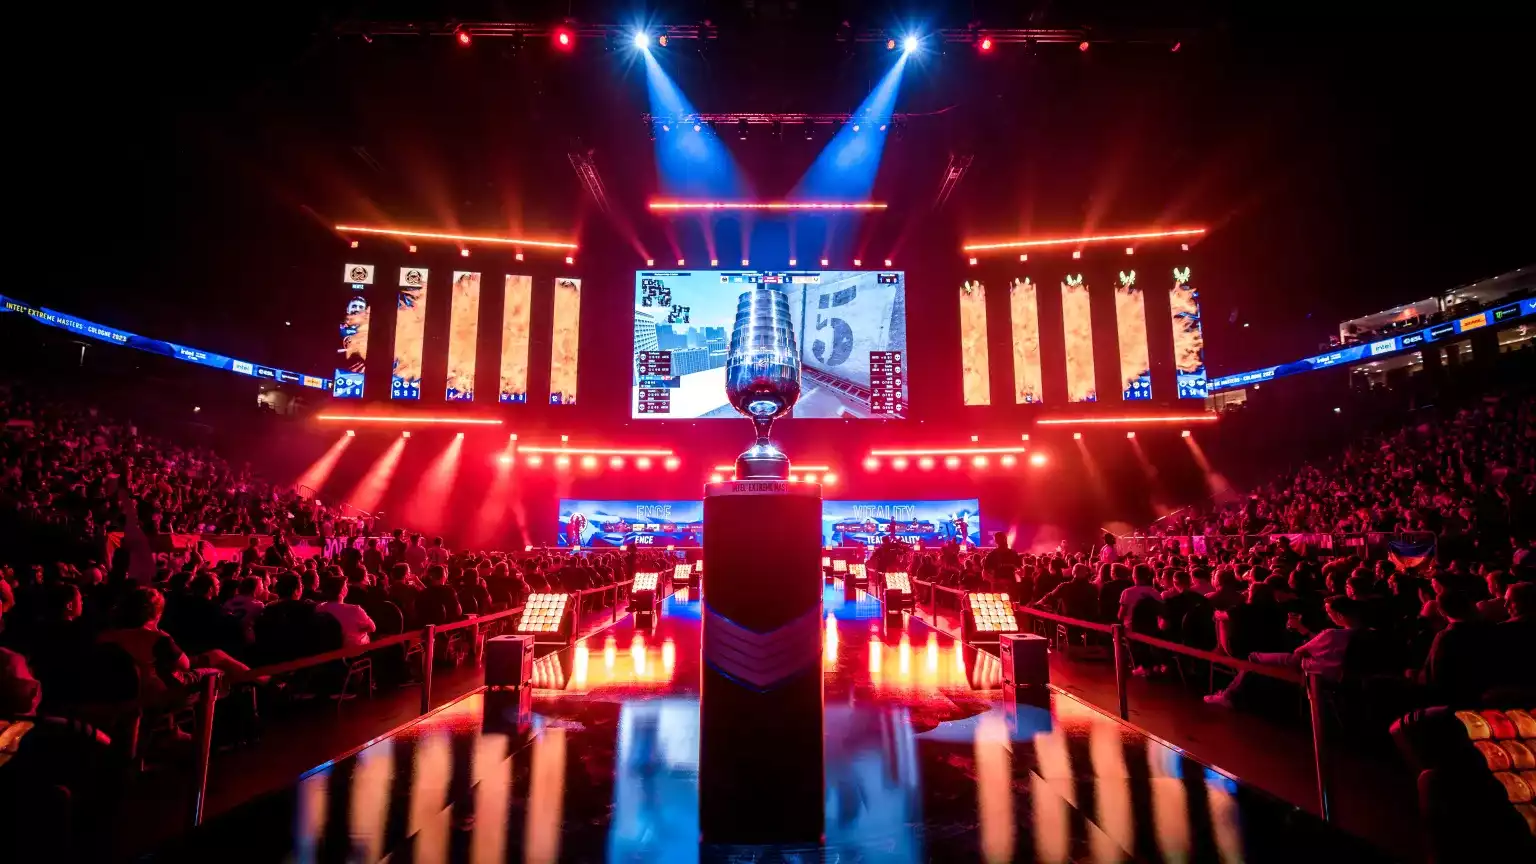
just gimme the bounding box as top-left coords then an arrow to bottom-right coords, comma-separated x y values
724,286 -> 801,479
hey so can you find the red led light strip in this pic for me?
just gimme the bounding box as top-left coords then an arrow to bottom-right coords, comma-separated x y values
518,446 -> 674,456
1036,415 -> 1217,426
962,227 -> 1207,253
712,464 -> 830,472
649,201 -> 888,212
318,414 -> 505,425
335,224 -> 578,250
868,447 -> 1027,456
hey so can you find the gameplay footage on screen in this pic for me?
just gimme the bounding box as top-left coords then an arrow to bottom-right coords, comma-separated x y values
631,270 -> 908,419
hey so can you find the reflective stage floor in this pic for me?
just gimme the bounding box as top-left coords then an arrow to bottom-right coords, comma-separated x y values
156,585 -> 1392,862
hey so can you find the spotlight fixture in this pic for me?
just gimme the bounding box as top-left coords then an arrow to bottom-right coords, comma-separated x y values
710,259 -> 719,266
461,249 -> 470,257
1127,431 -> 1136,439
636,456 -> 652,469
979,36 -> 994,52
884,259 -> 893,267
1072,250 -> 1081,259
408,245 -> 417,253
498,454 -> 513,465
402,430 -> 412,438
1181,430 -> 1192,438
456,432 -> 465,440
886,38 -> 897,51
788,258 -> 797,266
741,259 -> 749,266
709,472 -> 724,483
677,258 -> 685,266
1079,40 -> 1090,52
527,454 -> 543,467
820,258 -> 830,266
972,455 -> 988,468
346,430 -> 356,437
609,456 -> 624,469
456,29 -> 472,46
1029,452 -> 1048,466
863,456 -> 879,471
633,31 -> 650,50
944,456 -> 961,469
664,457 -> 681,470
892,457 -> 909,470
646,258 -> 655,266
852,259 -> 862,267
1126,247 -> 1135,255
515,252 -> 524,261
851,122 -> 861,132
657,34 -> 668,48
564,256 -> 574,265
968,257 -> 978,266
1000,454 -> 1016,467
1073,432 -> 1082,440
903,35 -> 919,53
693,122 -> 703,132
554,28 -> 573,50
1019,254 -> 1028,262
822,473 -> 837,485
918,456 -> 934,470
349,240 -> 359,248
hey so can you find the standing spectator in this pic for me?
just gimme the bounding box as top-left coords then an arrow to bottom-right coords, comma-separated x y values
405,534 -> 429,574
426,537 -> 449,568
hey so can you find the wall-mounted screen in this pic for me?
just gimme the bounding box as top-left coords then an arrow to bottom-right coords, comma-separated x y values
1115,270 -> 1152,401
335,263 -> 373,399
557,499 -> 703,548
821,499 -> 982,548
1009,277 -> 1044,404
1169,266 -> 1208,398
1061,274 -> 1097,402
550,278 -> 581,405
445,271 -> 480,401
959,280 -> 990,406
499,274 -> 532,404
392,267 -> 427,400
632,270 -> 908,419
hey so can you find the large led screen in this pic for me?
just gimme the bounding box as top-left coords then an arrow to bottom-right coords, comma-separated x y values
392,267 -> 427,400
632,270 -> 908,419
1169,266 -> 1208,398
1115,270 -> 1152,401
499,274 -> 532,404
1009,277 -> 1044,404
335,263 -> 372,398
550,278 -> 582,405
959,280 -> 990,406
822,499 -> 982,548
445,271 -> 480,401
557,499 -> 703,548
1061,274 -> 1097,402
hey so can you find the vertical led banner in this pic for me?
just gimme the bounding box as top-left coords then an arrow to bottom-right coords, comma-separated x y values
1114,270 -> 1152,400
335,263 -> 373,399
549,278 -> 582,405
1009,278 -> 1044,404
392,267 -> 428,400
499,274 -> 532,404
1061,274 -> 1097,402
446,271 -> 481,401
1169,266 -> 1208,398
959,280 -> 990,405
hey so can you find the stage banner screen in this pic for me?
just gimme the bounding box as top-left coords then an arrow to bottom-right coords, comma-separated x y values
557,499 -> 703,548
1169,266 -> 1209,398
1061,274 -> 1097,402
446,271 -> 480,401
1114,270 -> 1152,401
821,499 -> 982,548
1009,277 -> 1044,404
959,280 -> 990,406
499,274 -> 532,404
392,267 -> 427,400
335,263 -> 373,398
632,269 -> 909,419
550,278 -> 581,405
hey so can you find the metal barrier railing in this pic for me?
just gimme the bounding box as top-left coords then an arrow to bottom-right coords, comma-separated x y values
97,579 -> 633,830
912,579 -> 1333,822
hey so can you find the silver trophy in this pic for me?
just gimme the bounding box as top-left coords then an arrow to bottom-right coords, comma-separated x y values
725,287 -> 802,479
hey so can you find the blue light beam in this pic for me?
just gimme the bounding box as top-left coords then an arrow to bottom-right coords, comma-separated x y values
643,51 -> 749,199
793,53 -> 909,201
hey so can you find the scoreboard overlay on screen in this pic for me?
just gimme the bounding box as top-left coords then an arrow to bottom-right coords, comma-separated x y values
632,269 -> 908,420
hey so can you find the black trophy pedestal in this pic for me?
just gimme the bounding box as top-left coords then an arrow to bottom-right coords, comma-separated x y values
699,479 -> 824,846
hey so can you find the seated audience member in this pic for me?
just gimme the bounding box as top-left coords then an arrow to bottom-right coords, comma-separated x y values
1206,595 -> 1366,708
1475,570 -> 1515,623
1034,563 -> 1098,621
161,573 -> 240,657
417,565 -> 464,626
222,576 -> 265,645
253,572 -> 321,663
98,587 -> 245,702
1415,589 -> 1497,706
1189,566 -> 1215,597
1159,570 -> 1212,644
1118,564 -> 1162,631
1493,582 -> 1536,696
388,564 -> 423,626
316,577 -> 375,647
1205,566 -> 1245,612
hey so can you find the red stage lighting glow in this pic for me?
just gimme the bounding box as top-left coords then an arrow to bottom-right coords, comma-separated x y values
709,472 -> 724,483
979,37 -> 993,51
1127,431 -> 1136,439
646,258 -> 655,266
554,29 -> 573,49
1079,40 -> 1089,51
318,414 -> 504,426
869,447 -> 1026,456
677,259 -> 686,266
405,432 -> 464,532
498,454 -> 514,465
580,455 -> 598,469
350,240 -> 359,248
972,455 -> 988,468
515,253 -> 524,262
892,457 -> 909,470
555,456 -> 571,469
1000,454 -> 1017,467
664,457 -> 680,471
456,29 -> 472,46
333,225 -> 577,250
822,473 -> 836,485
944,456 -> 961,469
1030,452 -> 1048,466
803,473 -> 818,484
293,433 -> 354,497
609,456 -> 624,469
527,454 -> 543,467
1036,414 -> 1216,426
787,474 -> 799,483
519,446 -> 673,456
455,432 -> 464,440
565,256 -> 574,265
863,456 -> 879,471
963,227 -> 1207,254
648,201 -> 888,212
1073,432 -> 1083,440
346,436 -> 407,514
884,259 -> 893,267
636,456 -> 652,469
918,457 -> 935,470
1182,430 -> 1192,438
852,259 -> 862,267
402,431 -> 411,438
461,249 -> 471,257
346,430 -> 355,437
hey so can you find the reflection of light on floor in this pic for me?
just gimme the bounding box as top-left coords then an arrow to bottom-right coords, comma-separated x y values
898,634 -> 911,680
526,727 -> 567,864
1148,742 -> 1191,860
825,614 -> 839,668
409,733 -> 452,846
572,642 -> 590,689
604,636 -> 617,670
1206,768 -> 1244,863
631,634 -> 647,677
349,738 -> 392,863
869,637 -> 883,684
662,638 -> 676,674
975,710 -> 1015,862
473,733 -> 511,863
294,763 -> 328,862
954,642 -> 966,675
1031,772 -> 1072,863
1089,718 -> 1132,860
926,633 -> 939,676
